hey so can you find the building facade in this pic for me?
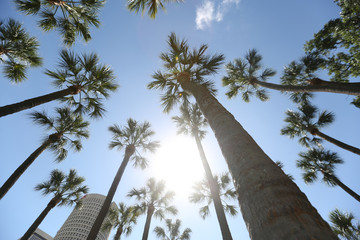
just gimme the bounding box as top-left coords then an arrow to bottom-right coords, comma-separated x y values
54,194 -> 117,240
28,228 -> 53,240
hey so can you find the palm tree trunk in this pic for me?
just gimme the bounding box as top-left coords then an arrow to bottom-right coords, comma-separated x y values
86,145 -> 135,240
314,130 -> 360,156
0,136 -> 54,200
325,173 -> 360,203
20,196 -> 59,240
194,134 -> 233,240
0,85 -> 80,117
179,79 -> 337,239
251,78 -> 360,96
114,226 -> 123,240
142,204 -> 155,240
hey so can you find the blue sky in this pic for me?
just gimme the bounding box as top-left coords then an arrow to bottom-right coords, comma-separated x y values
1,0 -> 359,239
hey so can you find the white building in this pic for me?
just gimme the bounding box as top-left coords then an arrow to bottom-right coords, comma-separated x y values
54,194 -> 117,240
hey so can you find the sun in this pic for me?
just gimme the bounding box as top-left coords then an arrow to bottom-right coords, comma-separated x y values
150,135 -> 205,200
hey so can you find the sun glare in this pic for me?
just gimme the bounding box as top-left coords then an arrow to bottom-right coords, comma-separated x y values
150,135 -> 205,200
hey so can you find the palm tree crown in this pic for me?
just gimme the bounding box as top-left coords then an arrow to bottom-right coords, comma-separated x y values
31,107 -> 90,161
280,103 -> 334,148
148,33 -> 224,113
222,49 -> 276,102
35,168 -> 89,206
154,219 -> 192,240
127,0 -> 183,19
297,148 -> 343,186
102,202 -> 140,240
172,103 -> 207,139
46,50 -> 118,118
0,18 -> 42,83
108,118 -> 160,169
128,178 -> 178,219
329,209 -> 360,240
280,55 -> 323,104
189,172 -> 238,219
15,0 -> 104,46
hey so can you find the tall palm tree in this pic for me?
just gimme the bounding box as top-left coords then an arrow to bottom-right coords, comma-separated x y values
127,0 -> 183,19
20,169 -> 89,240
15,0 -> 104,46
297,148 -> 360,202
101,202 -> 140,240
329,209 -> 360,240
0,107 -> 89,200
86,119 -> 159,240
128,178 -> 178,240
172,103 -> 234,240
148,33 -> 338,239
281,103 -> 360,156
189,172 -> 238,220
154,219 -> 191,240
0,50 -> 118,118
223,49 -> 360,97
0,18 -> 42,83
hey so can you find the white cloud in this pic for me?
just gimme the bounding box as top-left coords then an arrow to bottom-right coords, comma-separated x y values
195,1 -> 216,30
195,0 -> 240,30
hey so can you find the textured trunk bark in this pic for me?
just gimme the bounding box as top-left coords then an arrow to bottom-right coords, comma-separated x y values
314,130 -> 360,156
194,134 -> 233,240
86,145 -> 135,240
325,173 -> 360,203
20,196 -> 59,240
0,85 -> 80,117
251,78 -> 360,96
114,226 -> 123,240
180,80 -> 337,240
142,204 -> 155,240
0,135 -> 56,200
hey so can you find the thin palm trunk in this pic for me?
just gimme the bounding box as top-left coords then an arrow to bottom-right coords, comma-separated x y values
20,196 -> 59,240
142,204 -> 155,240
324,173 -> 360,203
194,134 -> 233,240
0,85 -> 80,117
179,78 -> 337,239
114,225 -> 123,240
250,77 -> 360,96
86,145 -> 135,240
314,130 -> 360,156
0,136 -> 56,200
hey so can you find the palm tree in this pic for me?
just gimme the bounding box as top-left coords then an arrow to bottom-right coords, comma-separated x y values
222,49 -> 275,102
329,209 -> 360,240
148,33 -> 337,239
172,103 -> 234,240
0,107 -> 89,200
189,172 -> 238,219
128,178 -> 178,240
15,0 -> 104,46
154,219 -> 191,240
20,169 -> 89,240
86,119 -> 159,240
101,202 -> 140,240
0,18 -> 42,83
223,49 -> 360,97
127,0 -> 183,19
281,103 -> 360,156
0,50 -> 118,118
297,148 -> 360,202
